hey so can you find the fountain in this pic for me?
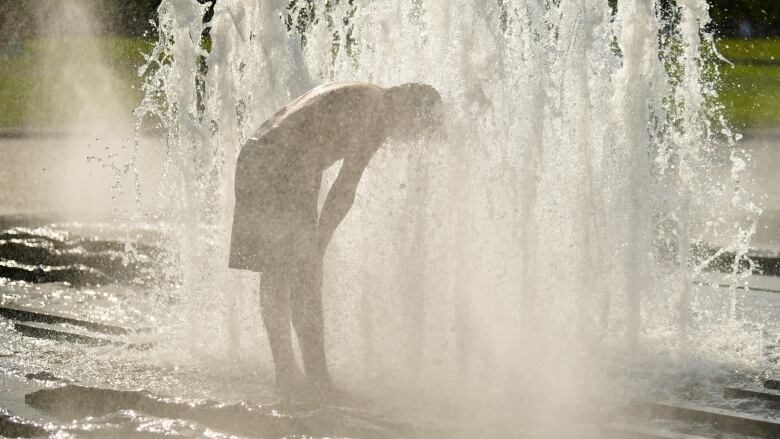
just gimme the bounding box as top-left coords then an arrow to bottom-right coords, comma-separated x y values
0,0 -> 774,437
128,0 -> 764,426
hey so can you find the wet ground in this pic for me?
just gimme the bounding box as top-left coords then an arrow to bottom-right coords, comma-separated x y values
1,227 -> 779,437
0,133 -> 779,437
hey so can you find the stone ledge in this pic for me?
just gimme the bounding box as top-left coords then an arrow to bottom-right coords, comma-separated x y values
0,304 -> 132,335
650,401 -> 780,438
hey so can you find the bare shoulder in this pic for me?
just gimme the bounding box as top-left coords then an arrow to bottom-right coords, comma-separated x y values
273,82 -> 383,118
304,81 -> 384,103
251,82 -> 385,141
315,81 -> 384,93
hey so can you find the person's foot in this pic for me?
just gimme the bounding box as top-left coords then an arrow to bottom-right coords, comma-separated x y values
275,369 -> 319,405
311,379 -> 373,409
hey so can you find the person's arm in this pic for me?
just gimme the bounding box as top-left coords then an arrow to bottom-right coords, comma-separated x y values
317,152 -> 371,253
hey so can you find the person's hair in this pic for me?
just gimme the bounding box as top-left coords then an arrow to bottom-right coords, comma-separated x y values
385,83 -> 442,117
384,83 -> 442,137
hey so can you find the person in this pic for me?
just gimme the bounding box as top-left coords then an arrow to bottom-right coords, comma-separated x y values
229,82 -> 442,401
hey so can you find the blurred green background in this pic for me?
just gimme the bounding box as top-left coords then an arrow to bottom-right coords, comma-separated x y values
717,39 -> 780,130
0,0 -> 777,130
0,38 -> 153,128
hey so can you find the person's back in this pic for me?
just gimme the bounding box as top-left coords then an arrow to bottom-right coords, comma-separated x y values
252,82 -> 387,161
229,81 -> 442,402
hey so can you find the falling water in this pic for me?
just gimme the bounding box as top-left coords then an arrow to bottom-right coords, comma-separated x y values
134,0 -> 760,429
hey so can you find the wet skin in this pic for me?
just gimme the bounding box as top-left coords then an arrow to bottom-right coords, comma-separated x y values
231,81 -> 441,401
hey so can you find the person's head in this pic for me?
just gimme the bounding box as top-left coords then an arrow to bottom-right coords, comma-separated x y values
383,83 -> 443,141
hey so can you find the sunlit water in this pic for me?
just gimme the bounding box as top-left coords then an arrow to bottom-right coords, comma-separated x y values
0,0 -> 778,437
0,225 -> 778,437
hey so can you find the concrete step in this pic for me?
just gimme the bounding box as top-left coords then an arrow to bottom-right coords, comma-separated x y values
602,422 -> 709,439
25,385 -> 413,438
764,379 -> 780,390
650,401 -> 780,437
14,322 -> 114,345
725,386 -> 780,404
0,304 -> 132,335
13,322 -> 151,350
0,409 -> 47,438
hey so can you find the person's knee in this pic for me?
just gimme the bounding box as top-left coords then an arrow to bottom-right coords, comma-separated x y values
259,266 -> 292,308
290,303 -> 315,338
290,288 -> 321,325
288,257 -> 321,288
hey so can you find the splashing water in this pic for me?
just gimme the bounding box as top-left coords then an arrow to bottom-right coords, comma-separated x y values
133,0 -> 762,430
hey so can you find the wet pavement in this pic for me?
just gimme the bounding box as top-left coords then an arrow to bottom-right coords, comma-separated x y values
0,133 -> 779,437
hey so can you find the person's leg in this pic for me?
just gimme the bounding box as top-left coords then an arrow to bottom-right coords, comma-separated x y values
259,263 -> 303,397
290,252 -> 332,388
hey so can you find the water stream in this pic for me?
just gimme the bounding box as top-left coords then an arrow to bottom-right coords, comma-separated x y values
0,0 -> 773,437
139,0 -> 760,396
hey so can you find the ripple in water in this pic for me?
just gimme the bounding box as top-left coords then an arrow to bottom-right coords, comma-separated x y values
0,0 -> 774,437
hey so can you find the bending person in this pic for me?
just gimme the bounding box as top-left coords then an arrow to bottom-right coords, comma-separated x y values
229,82 -> 442,401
